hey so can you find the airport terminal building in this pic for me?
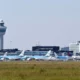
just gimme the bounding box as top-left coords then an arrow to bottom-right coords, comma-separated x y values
32,46 -> 60,52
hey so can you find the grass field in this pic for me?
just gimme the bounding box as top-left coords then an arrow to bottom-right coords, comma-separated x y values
0,61 -> 80,80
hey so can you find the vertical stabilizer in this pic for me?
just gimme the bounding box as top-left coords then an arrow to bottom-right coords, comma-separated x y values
45,50 -> 53,57
3,52 -> 7,57
62,52 -> 65,56
19,50 -> 25,57
54,52 -> 58,57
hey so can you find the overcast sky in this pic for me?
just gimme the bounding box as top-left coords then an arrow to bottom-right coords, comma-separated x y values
0,0 -> 80,50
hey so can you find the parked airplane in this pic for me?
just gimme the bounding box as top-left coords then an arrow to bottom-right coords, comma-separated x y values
71,53 -> 80,60
0,52 -> 8,61
26,50 -> 57,61
54,52 -> 69,61
3,50 -> 26,61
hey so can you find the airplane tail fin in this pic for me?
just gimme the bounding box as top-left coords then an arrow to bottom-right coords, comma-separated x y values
3,52 -> 8,57
19,50 -> 25,57
45,50 -> 53,57
62,52 -> 65,56
54,52 -> 58,57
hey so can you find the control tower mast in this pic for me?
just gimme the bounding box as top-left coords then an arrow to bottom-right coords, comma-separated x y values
0,20 -> 7,50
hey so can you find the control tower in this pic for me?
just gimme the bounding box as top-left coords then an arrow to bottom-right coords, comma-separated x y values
0,20 -> 7,50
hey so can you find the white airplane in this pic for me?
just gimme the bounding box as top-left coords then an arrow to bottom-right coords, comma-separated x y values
26,50 -> 57,61
4,50 -> 26,61
0,52 -> 8,61
54,52 -> 69,61
71,53 -> 80,60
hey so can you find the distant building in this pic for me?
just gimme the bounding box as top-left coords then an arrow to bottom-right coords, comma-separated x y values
61,47 -> 69,51
69,41 -> 80,54
0,48 -> 19,53
32,46 -> 60,52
